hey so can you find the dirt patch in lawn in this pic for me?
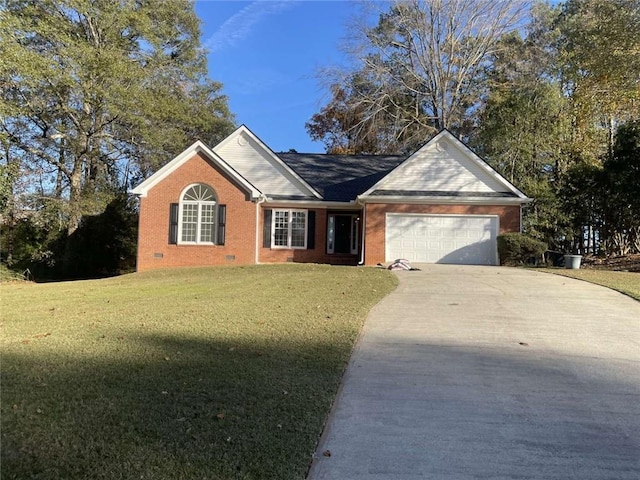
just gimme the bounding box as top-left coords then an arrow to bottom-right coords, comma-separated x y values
581,254 -> 640,272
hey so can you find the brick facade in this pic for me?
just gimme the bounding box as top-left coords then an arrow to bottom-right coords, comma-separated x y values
258,209 -> 360,265
362,203 -> 521,265
136,153 -> 257,271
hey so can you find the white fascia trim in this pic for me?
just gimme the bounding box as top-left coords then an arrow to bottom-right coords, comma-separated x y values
214,125 -> 323,200
129,140 -> 261,199
360,130 -> 531,201
358,195 -> 532,206
263,200 -> 359,209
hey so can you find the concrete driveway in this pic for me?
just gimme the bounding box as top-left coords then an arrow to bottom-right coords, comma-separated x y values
308,265 -> 640,480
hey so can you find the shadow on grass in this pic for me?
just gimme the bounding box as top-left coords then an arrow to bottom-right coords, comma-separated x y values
2,334 -> 350,480
5,332 -> 640,479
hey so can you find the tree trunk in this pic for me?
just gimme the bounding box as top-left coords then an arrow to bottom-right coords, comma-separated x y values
67,162 -> 84,236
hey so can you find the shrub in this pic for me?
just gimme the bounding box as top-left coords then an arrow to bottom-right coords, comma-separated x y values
497,233 -> 547,266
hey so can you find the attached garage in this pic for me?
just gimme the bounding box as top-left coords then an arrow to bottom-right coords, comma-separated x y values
385,213 -> 499,265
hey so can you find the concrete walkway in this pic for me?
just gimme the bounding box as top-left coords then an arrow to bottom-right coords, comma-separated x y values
307,265 -> 640,480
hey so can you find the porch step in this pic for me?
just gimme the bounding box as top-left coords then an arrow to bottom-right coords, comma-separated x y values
328,254 -> 359,266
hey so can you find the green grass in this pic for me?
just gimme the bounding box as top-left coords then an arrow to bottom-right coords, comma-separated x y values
1,264 -> 397,480
538,268 -> 640,301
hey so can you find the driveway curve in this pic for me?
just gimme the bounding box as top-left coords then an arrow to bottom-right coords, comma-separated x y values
308,265 -> 640,480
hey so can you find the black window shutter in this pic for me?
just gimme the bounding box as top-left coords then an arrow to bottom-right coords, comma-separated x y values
216,204 -> 226,245
307,211 -> 315,249
169,203 -> 179,244
263,209 -> 272,248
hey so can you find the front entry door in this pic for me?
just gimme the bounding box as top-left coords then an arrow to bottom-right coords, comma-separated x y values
327,214 -> 359,254
334,215 -> 352,254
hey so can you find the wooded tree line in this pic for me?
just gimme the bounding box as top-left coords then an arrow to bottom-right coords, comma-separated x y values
1,0 -> 235,278
307,0 -> 640,256
1,0 -> 638,280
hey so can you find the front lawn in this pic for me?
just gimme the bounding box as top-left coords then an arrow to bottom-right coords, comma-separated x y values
539,268 -> 640,301
1,264 -> 397,480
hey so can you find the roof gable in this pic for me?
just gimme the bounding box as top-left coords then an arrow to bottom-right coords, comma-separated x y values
213,125 -> 321,199
129,141 -> 260,198
361,130 -> 529,200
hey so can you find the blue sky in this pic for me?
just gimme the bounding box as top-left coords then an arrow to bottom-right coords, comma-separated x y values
195,1 -> 363,153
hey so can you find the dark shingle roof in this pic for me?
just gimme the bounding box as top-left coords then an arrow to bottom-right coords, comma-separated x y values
278,153 -> 406,202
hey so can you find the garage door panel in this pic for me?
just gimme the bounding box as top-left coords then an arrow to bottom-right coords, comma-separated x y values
386,214 -> 498,265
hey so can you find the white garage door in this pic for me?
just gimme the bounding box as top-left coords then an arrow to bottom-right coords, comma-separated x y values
385,214 -> 499,265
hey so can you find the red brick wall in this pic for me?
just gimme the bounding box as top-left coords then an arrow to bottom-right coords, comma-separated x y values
363,203 -> 521,265
258,208 -> 325,263
136,152 -> 257,271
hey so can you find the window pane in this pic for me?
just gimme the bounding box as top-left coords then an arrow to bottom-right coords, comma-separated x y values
274,210 -> 289,246
291,211 -> 306,247
181,204 -> 198,242
199,204 -> 215,242
183,184 -> 216,201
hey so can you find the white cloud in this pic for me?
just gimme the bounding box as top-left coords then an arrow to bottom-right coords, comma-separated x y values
204,1 -> 299,54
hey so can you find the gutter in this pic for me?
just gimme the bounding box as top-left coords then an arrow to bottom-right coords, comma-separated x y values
356,196 -> 366,265
362,195 -> 532,205
263,199 -> 358,209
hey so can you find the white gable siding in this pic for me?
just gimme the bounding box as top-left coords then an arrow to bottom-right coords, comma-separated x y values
214,131 -> 311,197
376,139 -> 508,194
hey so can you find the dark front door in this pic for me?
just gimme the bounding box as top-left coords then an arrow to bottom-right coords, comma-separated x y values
334,215 -> 352,254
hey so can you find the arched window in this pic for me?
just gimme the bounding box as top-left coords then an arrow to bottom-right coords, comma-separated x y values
179,184 -> 217,243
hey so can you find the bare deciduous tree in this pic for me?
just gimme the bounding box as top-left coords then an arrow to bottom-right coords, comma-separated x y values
308,0 -> 529,153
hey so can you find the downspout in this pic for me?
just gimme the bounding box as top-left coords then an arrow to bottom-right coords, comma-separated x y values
519,203 -> 523,233
255,194 -> 267,264
356,197 -> 366,265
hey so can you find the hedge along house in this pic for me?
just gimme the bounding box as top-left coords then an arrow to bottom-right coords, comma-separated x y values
130,125 -> 532,272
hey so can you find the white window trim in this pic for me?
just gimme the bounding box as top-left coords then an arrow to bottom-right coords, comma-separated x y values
177,184 -> 218,245
271,208 -> 307,249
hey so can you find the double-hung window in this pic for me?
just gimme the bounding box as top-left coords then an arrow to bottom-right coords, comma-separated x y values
179,184 -> 217,244
272,209 -> 307,248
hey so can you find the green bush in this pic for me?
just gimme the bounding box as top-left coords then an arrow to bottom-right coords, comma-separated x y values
0,263 -> 26,283
497,233 -> 547,266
